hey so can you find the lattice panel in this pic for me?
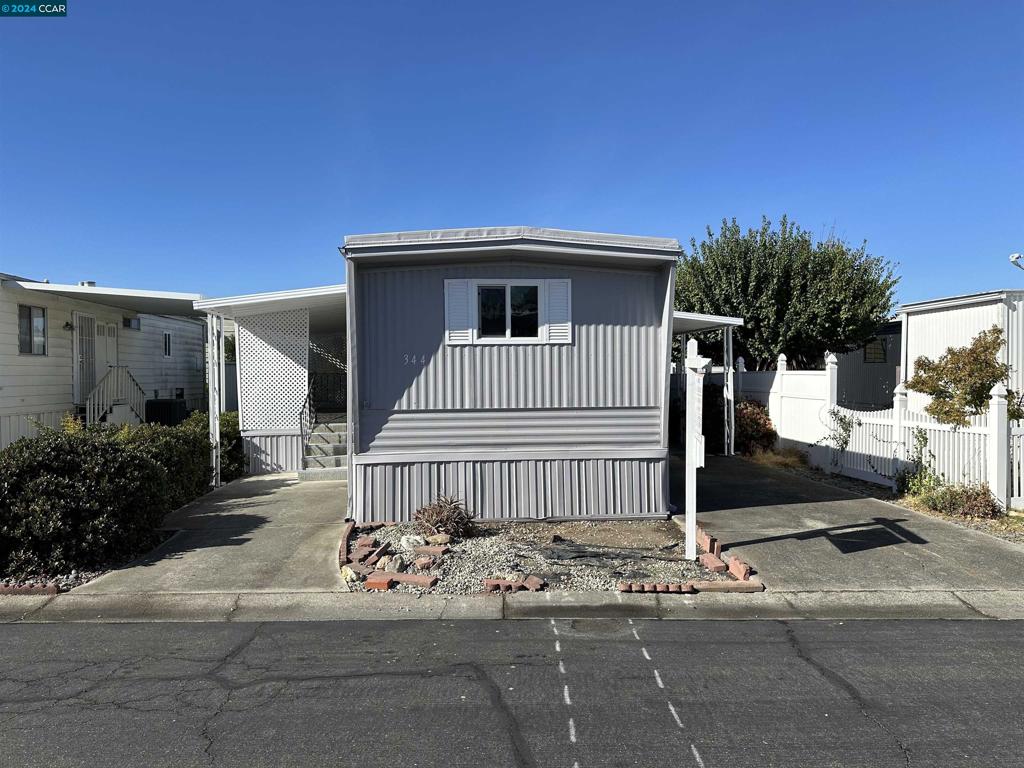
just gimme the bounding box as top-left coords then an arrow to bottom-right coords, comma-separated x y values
237,309 -> 309,431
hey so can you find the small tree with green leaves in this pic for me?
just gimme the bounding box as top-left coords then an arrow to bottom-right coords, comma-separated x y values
676,216 -> 898,369
906,326 -> 1024,427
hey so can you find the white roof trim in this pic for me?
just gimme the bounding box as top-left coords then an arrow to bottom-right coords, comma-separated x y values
673,311 -> 744,334
194,284 -> 346,316
2,280 -> 203,316
344,226 -> 681,253
899,289 -> 1022,314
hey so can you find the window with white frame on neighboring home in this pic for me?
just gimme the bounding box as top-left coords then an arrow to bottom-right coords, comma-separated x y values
444,278 -> 572,345
17,305 -> 46,355
863,337 -> 887,363
123,316 -> 141,330
163,331 -> 172,357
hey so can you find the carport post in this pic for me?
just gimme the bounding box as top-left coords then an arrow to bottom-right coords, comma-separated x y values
684,339 -> 712,560
206,314 -> 222,488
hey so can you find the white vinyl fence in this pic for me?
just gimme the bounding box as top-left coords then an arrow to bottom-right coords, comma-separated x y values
730,353 -> 1019,508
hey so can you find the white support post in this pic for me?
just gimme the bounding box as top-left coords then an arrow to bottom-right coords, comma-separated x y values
893,382 -> 908,464
723,327 -> 735,456
735,356 -> 745,402
824,352 -> 838,408
988,383 -> 1009,509
206,314 -> 222,488
217,315 -> 226,412
684,338 -> 712,561
768,353 -> 787,447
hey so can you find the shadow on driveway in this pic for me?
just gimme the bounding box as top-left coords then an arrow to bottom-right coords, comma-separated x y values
74,474 -> 349,595
676,453 -> 1024,591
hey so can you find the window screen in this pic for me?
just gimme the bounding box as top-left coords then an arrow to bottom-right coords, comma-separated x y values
510,285 -> 539,337
477,286 -> 506,338
18,305 -> 46,355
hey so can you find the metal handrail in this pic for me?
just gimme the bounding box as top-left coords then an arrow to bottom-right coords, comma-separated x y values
299,390 -> 316,447
85,365 -> 146,425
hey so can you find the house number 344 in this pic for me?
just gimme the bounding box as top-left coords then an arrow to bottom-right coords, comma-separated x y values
403,353 -> 426,365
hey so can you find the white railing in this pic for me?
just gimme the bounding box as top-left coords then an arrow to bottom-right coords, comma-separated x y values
86,366 -> 146,425
728,352 -> 1014,506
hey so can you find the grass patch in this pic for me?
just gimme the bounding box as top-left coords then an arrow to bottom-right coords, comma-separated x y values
748,447 -> 807,469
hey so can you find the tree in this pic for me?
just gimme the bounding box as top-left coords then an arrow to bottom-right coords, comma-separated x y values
906,326 -> 1024,427
676,216 -> 898,369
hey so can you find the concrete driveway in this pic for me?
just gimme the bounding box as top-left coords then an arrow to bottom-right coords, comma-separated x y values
75,475 -> 348,595
693,455 -> 1024,591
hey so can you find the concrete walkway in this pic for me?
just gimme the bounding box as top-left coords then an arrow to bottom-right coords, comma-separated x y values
693,454 -> 1024,593
74,474 -> 348,595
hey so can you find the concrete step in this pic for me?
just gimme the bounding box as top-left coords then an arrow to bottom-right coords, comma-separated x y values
316,412 -> 346,423
306,431 -> 346,445
303,454 -> 346,469
305,442 -> 346,457
311,422 -> 347,434
297,466 -> 348,482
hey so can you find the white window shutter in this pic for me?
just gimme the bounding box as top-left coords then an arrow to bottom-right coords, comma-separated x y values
444,279 -> 472,345
545,279 -> 572,344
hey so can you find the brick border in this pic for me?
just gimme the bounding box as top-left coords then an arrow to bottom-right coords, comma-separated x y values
670,515 -> 765,593
0,583 -> 58,596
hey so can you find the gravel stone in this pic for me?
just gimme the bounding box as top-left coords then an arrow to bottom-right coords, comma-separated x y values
346,520 -> 724,594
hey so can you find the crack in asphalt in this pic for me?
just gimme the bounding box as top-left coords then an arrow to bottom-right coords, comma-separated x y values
780,622 -> 912,766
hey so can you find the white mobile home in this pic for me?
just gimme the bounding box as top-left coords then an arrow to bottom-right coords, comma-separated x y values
0,274 -> 205,449
899,290 -> 1024,408
197,227 -> 741,523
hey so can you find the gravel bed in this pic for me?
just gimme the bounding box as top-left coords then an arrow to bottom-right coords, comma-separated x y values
347,520 -> 724,594
0,569 -> 106,593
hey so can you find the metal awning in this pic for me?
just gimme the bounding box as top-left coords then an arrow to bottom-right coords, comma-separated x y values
194,284 -> 346,318
672,311 -> 744,335
2,280 -> 203,317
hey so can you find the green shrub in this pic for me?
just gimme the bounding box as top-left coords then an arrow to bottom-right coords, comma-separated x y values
115,420 -> 211,511
415,496 -> 475,539
736,399 -> 777,455
917,483 -> 1002,519
0,429 -> 169,576
181,410 -> 245,483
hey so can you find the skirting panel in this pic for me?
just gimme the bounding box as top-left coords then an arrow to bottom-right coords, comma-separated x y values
243,432 -> 303,474
353,457 -> 668,522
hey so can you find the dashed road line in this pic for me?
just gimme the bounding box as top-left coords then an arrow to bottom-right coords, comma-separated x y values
558,660 -> 566,674
690,744 -> 706,767
653,669 -> 664,688
641,647 -> 651,661
563,684 -> 572,705
568,717 -> 577,743
667,701 -> 684,728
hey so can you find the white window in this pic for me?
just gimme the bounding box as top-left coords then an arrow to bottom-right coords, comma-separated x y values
17,305 -> 46,355
163,331 -> 172,357
444,278 -> 572,345
123,316 -> 141,330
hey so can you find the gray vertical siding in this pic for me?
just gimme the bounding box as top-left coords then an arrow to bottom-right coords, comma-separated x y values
357,262 -> 665,411
243,431 -> 303,473
352,259 -> 673,520
353,457 -> 667,522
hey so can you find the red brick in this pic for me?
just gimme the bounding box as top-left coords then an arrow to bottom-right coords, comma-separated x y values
523,575 -> 546,592
728,557 -> 752,581
357,522 -> 384,532
354,535 -> 377,549
712,538 -> 722,558
653,583 -> 667,593
391,573 -> 438,588
667,583 -> 682,594
413,556 -> 434,570
413,545 -> 450,557
641,583 -> 656,593
349,546 -> 374,563
678,582 -> 697,594
699,552 -> 728,573
365,542 -> 392,567
618,582 -> 632,592
483,579 -> 510,593
364,573 -> 393,590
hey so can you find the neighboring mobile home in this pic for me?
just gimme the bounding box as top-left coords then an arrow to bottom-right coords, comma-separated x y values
197,227 -> 742,522
0,274 -> 205,449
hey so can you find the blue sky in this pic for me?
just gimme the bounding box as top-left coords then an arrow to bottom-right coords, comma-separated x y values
0,1 -> 1021,304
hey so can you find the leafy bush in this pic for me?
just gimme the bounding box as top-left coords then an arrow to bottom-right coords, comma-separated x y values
115,420 -> 211,511
415,496 -> 475,539
894,428 -> 943,496
0,429 -> 170,576
735,399 -> 777,455
181,410 -> 245,483
917,483 -> 1002,519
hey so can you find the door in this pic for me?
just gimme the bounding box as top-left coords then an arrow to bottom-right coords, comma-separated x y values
96,321 -> 118,381
73,312 -> 97,403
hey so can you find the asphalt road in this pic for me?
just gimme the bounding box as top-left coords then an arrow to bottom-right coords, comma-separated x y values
1,620 -> 1021,767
